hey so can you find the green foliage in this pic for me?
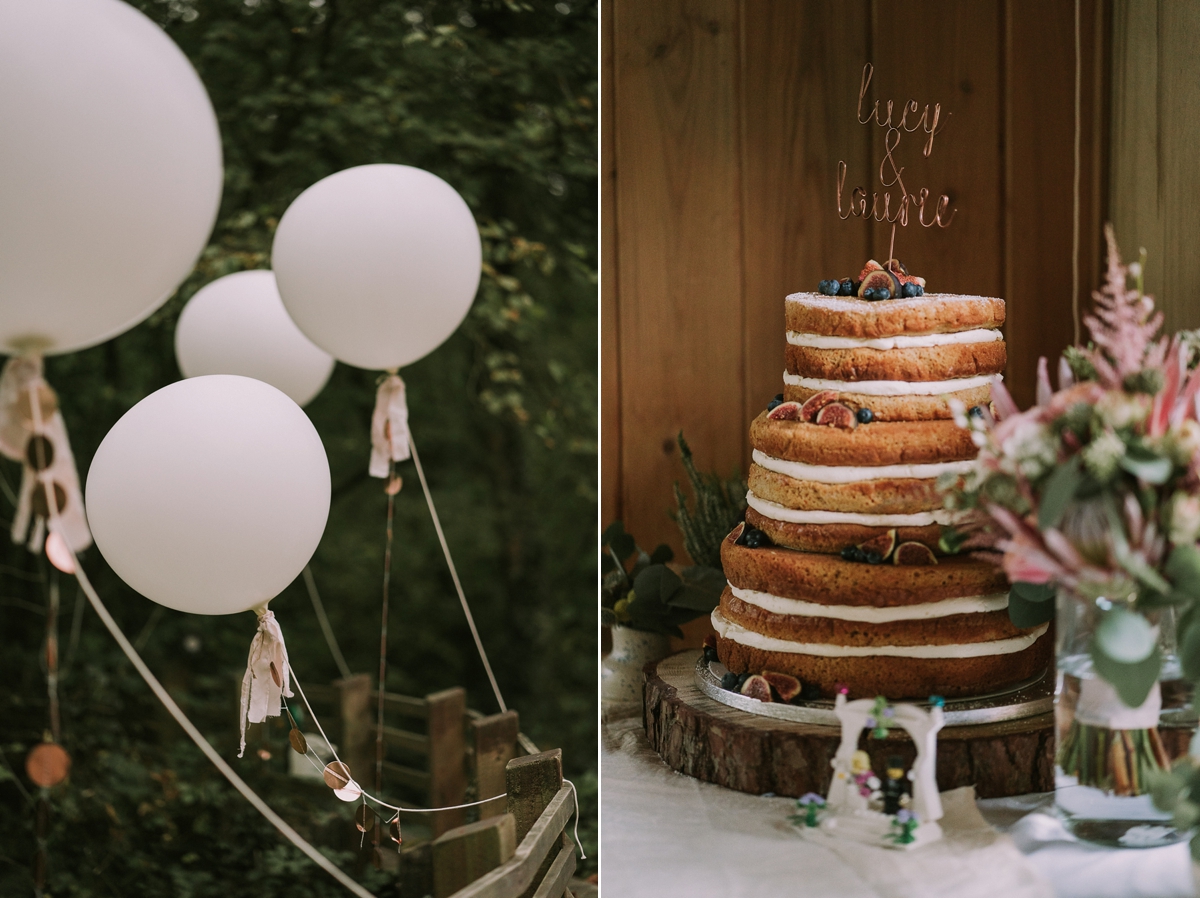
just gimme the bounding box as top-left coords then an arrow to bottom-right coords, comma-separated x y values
0,0 -> 597,893
671,432 -> 747,570
1062,344 -> 1098,383
600,522 -> 724,637
1007,581 -> 1056,628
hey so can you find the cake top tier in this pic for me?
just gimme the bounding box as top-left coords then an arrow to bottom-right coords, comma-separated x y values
786,292 -> 1005,339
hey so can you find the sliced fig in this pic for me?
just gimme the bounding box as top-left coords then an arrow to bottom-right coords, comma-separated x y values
799,390 -> 840,422
857,269 -> 900,298
740,674 -> 773,702
857,529 -> 898,561
894,542 -> 938,565
885,258 -> 909,276
912,276 -> 926,288
858,259 -> 884,280
815,402 -> 857,429
762,671 -> 802,702
767,401 -> 804,421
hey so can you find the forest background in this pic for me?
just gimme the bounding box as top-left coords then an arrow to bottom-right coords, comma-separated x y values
0,0 -> 597,894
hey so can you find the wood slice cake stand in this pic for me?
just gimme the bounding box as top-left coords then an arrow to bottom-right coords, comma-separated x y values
643,649 -> 1056,799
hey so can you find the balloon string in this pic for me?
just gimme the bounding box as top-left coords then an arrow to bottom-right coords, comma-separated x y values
303,565 -> 352,681
375,458 -> 396,814
407,433 -> 506,714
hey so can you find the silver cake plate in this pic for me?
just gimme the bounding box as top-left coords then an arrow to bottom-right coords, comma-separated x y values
694,655 -> 1053,727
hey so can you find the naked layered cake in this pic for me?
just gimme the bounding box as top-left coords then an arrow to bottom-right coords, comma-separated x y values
713,261 -> 1052,699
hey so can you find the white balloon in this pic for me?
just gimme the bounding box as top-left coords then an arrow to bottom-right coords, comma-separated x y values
0,0 -> 222,355
86,376 -> 330,616
175,271 -> 335,407
272,164 -> 481,371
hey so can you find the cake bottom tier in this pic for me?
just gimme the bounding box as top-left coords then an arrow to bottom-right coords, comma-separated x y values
715,612 -> 1052,700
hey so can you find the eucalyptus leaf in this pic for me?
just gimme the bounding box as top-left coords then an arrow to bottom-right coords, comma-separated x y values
1180,616 -> 1200,682
1095,607 -> 1157,663
1091,638 -> 1161,708
1008,583 -> 1057,628
1166,544 -> 1200,600
1119,447 -> 1173,485
1038,455 -> 1083,530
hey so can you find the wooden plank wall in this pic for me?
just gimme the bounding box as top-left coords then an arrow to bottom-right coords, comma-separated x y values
1109,0 -> 1200,335
603,0 -> 1109,557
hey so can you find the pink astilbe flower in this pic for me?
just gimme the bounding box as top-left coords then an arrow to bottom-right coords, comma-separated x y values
1081,224 -> 1166,388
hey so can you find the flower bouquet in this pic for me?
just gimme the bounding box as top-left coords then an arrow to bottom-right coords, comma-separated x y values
945,226 -> 1200,845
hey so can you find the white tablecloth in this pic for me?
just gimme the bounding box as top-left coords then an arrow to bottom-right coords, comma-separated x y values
601,705 -> 1198,898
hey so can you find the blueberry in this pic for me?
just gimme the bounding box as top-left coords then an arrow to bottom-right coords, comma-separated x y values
801,683 -> 823,701
840,545 -> 858,561
968,405 -> 984,418
838,279 -> 854,296
914,284 -> 925,296
767,398 -> 782,411
901,282 -> 918,298
818,279 -> 839,295
736,672 -> 751,689
866,287 -> 888,301
856,407 -> 874,424
775,393 -> 784,401
703,645 -> 719,663
864,550 -> 884,564
743,528 -> 772,549
735,525 -> 750,546
721,672 -> 739,691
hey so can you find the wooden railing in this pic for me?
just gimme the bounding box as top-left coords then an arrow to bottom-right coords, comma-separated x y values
295,675 -> 523,837
431,750 -> 577,898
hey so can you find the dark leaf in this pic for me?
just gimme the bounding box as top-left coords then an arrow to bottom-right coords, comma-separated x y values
631,565 -> 682,606
649,544 -> 675,565
1008,584 -> 1056,628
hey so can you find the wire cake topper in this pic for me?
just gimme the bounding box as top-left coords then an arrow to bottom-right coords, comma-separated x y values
836,64 -> 956,261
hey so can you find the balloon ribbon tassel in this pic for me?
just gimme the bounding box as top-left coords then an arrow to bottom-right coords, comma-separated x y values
239,606 -> 293,758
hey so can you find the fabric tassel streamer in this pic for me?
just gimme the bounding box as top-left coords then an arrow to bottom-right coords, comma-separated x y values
369,373 -> 410,478
239,607 -> 293,758
0,355 -> 91,554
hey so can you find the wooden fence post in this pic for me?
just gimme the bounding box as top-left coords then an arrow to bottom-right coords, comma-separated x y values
427,687 -> 467,836
472,710 -> 520,819
506,749 -> 563,898
431,814 -> 516,898
334,673 -> 372,786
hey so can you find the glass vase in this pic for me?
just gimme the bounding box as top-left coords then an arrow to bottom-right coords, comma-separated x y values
1054,592 -> 1189,847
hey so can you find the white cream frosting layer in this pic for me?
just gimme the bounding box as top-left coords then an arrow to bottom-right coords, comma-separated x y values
746,491 -> 960,526
712,609 -> 1047,658
787,328 -> 1002,350
783,371 -> 995,396
729,585 -> 1009,622
752,449 -> 974,484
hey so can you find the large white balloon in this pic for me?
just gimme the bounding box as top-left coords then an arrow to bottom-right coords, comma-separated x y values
272,164 -> 481,371
0,0 -> 223,355
86,376 -> 330,616
175,271 -> 335,407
